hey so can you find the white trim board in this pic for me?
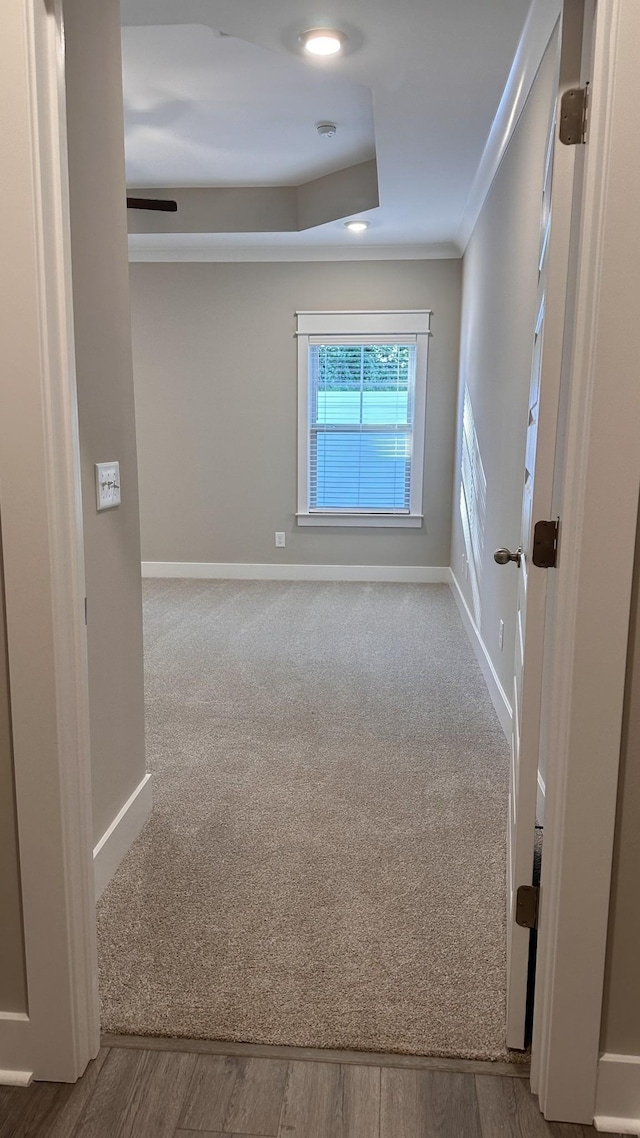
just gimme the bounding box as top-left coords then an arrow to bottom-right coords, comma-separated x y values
449,570 -> 513,741
594,1054 -> 640,1135
93,773 -> 152,900
296,513 -> 424,528
0,1070 -> 33,1087
0,0 -> 99,1081
595,1120 -> 640,1137
127,242 -> 460,263
537,770 -> 546,826
142,562 -> 449,583
456,0 -> 561,250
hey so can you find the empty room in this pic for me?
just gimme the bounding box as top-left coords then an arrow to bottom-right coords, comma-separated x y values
90,0 -> 556,1067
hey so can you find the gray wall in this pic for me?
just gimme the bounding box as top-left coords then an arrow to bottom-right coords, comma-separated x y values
130,260 -> 461,567
601,498 -> 640,1056
450,38 -> 557,696
0,520 -> 27,1012
64,0 -> 146,844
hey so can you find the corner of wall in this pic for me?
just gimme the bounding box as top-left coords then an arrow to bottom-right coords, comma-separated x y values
64,0 -> 147,849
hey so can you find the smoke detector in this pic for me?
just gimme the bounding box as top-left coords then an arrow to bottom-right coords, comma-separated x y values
316,121 -> 338,139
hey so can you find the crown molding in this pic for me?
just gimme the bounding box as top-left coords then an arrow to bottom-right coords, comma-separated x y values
127,242 -> 460,263
455,0 -> 561,252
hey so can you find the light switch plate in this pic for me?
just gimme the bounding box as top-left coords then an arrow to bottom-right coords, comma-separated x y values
95,461 -> 121,511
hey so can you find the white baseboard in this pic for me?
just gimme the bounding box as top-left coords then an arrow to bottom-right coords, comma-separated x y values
595,1120 -> 640,1137
142,561 -> 450,584
449,570 -> 512,741
93,773 -> 152,900
594,1054 -> 640,1134
0,1069 -> 32,1087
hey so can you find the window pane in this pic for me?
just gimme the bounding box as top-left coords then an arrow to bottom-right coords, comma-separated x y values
311,430 -> 411,510
309,341 -> 415,512
362,389 -> 409,424
316,391 -> 362,425
313,344 -> 412,427
316,390 -> 409,425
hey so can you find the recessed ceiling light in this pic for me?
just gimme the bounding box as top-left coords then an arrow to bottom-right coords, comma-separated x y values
344,220 -> 369,233
300,29 -> 345,56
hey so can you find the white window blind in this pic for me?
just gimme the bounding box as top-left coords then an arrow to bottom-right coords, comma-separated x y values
308,337 -> 417,513
296,311 -> 430,528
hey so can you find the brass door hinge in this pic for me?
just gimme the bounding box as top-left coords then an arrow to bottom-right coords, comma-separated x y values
559,86 -> 588,145
516,884 -> 540,930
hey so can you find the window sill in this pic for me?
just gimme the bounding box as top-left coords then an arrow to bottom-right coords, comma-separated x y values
296,513 -> 423,529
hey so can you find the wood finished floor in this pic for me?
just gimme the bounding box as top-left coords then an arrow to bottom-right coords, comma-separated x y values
0,1043 -> 621,1138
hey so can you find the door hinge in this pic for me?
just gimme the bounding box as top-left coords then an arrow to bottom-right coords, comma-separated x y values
516,884 -> 540,930
532,518 -> 559,568
559,85 -> 588,145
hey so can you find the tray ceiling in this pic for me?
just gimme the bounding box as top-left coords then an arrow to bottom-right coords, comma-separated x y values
122,0 -> 535,254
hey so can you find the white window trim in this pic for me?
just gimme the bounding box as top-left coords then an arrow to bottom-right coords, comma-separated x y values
296,310 -> 431,528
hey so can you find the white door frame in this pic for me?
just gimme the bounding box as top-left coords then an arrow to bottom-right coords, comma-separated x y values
531,0 -> 640,1122
2,0 -> 637,1116
0,0 -> 98,1082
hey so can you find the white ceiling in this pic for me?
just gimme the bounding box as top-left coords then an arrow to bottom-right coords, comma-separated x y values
122,26 -> 376,188
122,0 -> 534,254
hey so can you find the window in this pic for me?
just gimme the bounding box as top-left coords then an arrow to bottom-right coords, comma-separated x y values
296,310 -> 431,527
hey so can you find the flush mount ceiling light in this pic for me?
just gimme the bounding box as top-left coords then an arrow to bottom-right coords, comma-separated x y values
344,219 -> 369,233
300,28 -> 346,56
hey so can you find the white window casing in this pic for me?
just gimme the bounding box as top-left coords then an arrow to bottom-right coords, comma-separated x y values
296,311 -> 431,528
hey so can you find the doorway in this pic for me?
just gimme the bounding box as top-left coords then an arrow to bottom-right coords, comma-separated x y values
2,2 -> 633,1128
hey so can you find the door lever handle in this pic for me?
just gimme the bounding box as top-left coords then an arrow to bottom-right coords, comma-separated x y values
494,547 -> 522,567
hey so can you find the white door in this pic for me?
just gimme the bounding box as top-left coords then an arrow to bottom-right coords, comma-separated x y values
501,0 -> 591,1050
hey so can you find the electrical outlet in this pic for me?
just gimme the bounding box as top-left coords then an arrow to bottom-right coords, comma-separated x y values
499,619 -> 505,651
95,461 -> 121,511
275,532 -> 286,548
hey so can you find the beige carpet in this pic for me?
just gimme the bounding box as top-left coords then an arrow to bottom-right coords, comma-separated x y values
97,581 -> 511,1059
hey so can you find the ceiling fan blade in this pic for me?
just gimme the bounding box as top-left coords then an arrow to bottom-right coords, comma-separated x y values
126,197 -> 178,212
